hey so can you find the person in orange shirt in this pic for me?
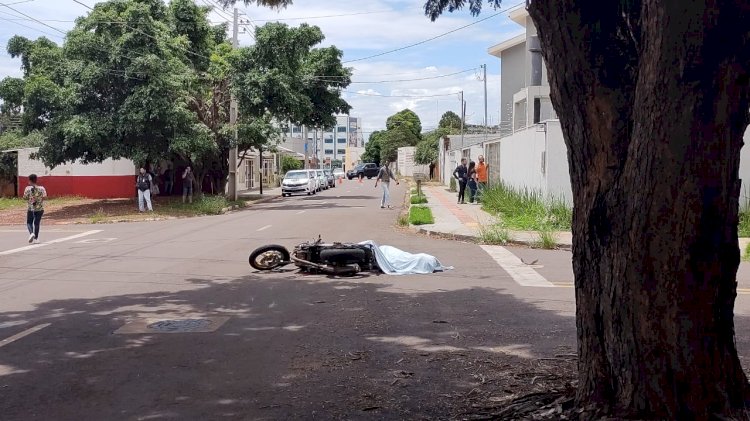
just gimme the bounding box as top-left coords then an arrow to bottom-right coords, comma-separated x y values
475,155 -> 489,203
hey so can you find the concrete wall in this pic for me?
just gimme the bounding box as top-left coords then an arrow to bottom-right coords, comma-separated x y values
543,121 -> 571,202
16,148 -> 136,198
500,42 -> 527,130
345,147 -> 365,171
396,146 -> 429,177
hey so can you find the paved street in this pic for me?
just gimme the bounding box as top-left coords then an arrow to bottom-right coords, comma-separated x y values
2,180 -> 750,419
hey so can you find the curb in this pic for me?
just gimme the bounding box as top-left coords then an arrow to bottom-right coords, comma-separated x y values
414,226 -> 573,250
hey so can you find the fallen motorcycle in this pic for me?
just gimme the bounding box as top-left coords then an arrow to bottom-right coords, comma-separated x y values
249,236 -> 378,276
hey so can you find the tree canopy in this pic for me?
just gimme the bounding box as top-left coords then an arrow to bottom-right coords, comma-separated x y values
438,110 -> 462,130
0,0 -> 350,193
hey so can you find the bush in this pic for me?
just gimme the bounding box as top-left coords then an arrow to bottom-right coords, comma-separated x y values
449,177 -> 457,192
281,155 -> 302,174
481,182 -> 572,231
478,223 -> 511,245
740,211 -> 750,237
409,205 -> 434,225
410,195 -> 428,204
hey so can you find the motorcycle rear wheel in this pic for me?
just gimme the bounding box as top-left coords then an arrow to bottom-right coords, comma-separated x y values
249,245 -> 290,270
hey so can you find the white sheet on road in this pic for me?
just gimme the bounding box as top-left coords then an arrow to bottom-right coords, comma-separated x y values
359,241 -> 453,275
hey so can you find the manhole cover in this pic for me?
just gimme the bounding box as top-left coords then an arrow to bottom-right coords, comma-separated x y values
114,316 -> 230,334
147,319 -> 213,332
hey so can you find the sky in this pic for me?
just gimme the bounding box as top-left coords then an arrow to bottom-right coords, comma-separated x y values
0,0 -> 526,139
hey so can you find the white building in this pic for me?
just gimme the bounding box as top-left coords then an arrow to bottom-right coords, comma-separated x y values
283,115 -> 364,169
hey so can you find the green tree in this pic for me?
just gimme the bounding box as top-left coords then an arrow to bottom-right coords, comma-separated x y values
415,127 -> 448,165
386,109 -> 422,140
280,154 -> 302,174
428,0 -> 750,418
378,109 -> 422,163
438,110 -> 462,130
361,130 -> 385,166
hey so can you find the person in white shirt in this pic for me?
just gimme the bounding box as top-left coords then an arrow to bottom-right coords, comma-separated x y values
22,173 -> 47,243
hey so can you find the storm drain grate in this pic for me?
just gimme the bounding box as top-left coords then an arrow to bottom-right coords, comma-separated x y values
114,316 -> 230,334
147,319 -> 214,332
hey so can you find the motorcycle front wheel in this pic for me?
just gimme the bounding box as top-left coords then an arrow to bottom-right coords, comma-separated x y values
249,245 -> 290,270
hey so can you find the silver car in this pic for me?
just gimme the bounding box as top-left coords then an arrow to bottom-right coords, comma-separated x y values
316,170 -> 328,191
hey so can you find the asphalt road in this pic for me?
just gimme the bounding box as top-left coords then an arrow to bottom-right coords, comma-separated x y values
1,180 -> 750,420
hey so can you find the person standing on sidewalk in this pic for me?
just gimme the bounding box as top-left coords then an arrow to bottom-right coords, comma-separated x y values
22,174 -> 47,243
136,167 -> 154,212
182,166 -> 195,204
374,161 -> 399,209
453,158 -> 468,204
476,155 -> 489,203
467,161 -> 478,204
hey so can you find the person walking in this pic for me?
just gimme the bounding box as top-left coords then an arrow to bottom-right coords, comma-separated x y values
374,161 -> 399,209
163,164 -> 175,195
476,155 -> 489,203
136,167 -> 154,212
453,158 -> 468,204
467,161 -> 478,204
182,166 -> 195,204
22,174 -> 47,243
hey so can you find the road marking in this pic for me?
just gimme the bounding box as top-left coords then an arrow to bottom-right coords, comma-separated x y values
296,211 -> 306,215
320,201 -> 329,205
75,237 -> 117,244
0,230 -> 102,256
257,225 -> 272,232
480,245 -> 555,287
0,323 -> 50,348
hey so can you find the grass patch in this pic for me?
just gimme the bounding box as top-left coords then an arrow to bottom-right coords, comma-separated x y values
740,211 -> 750,238
409,205 -> 434,225
535,228 -> 559,249
397,213 -> 410,227
410,195 -> 428,204
89,208 -> 108,224
0,197 -> 22,210
157,196 -> 245,216
744,242 -> 750,262
478,223 -> 511,245
481,183 -> 572,231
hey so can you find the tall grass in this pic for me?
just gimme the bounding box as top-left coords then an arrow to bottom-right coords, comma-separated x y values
159,196 -> 245,216
481,182 -> 572,231
478,223 -> 511,245
410,195 -> 428,204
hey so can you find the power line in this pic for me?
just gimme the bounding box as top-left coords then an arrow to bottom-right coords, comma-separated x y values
234,9 -> 389,23
0,1 -> 67,34
342,1 -> 523,64
313,68 -> 477,84
0,15 -> 64,40
343,90 -> 461,98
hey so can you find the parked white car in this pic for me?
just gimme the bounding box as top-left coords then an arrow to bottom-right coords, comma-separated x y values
316,170 -> 328,190
332,168 -> 345,180
282,170 -> 317,197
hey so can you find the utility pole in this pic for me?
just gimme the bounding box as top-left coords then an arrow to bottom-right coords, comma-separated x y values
460,90 -> 465,149
482,64 -> 488,141
227,8 -> 239,201
303,125 -> 309,169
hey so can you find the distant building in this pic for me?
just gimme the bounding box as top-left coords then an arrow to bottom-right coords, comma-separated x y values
282,115 -> 363,168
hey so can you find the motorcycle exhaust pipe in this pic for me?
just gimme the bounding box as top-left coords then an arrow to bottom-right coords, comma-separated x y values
291,256 -> 336,273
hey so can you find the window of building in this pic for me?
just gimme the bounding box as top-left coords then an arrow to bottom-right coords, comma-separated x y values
337,149 -> 346,155
325,139 -> 333,144
337,138 -> 346,144
325,149 -> 334,155
337,126 -> 347,133
292,126 -> 301,133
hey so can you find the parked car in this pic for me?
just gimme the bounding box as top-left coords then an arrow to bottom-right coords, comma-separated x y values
282,170 -> 317,197
316,170 -> 328,190
347,163 -> 379,180
324,169 -> 336,188
332,168 -> 345,180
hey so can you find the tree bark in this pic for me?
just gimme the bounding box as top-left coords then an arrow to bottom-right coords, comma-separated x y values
528,0 -> 750,418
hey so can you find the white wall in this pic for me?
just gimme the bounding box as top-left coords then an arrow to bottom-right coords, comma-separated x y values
396,146 -> 429,177
17,148 -> 136,177
542,121 -> 571,203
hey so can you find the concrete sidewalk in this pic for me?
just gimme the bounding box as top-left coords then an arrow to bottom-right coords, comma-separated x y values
415,185 -> 750,252
416,185 -> 570,249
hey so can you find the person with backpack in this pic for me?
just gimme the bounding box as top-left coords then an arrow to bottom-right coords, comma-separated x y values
374,161 -> 399,209
22,173 -> 47,243
136,167 -> 153,212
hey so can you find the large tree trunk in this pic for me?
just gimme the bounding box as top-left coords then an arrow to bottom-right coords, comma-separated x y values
528,0 -> 750,418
